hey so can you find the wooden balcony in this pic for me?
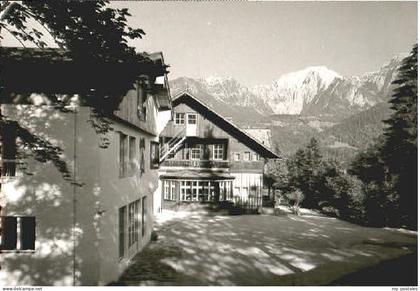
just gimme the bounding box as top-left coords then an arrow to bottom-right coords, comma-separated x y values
161,159 -> 230,168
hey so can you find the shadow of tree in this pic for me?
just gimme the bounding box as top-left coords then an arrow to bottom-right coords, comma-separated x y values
118,207 -> 417,286
0,105 -> 103,285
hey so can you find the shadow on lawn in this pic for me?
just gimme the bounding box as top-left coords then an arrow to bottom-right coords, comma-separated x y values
117,208 -> 417,286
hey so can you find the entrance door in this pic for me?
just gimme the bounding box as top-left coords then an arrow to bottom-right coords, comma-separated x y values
186,113 -> 198,136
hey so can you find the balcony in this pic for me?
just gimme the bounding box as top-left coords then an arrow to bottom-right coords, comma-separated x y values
161,159 -> 230,169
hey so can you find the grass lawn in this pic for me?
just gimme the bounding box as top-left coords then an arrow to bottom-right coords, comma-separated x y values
117,205 -> 417,286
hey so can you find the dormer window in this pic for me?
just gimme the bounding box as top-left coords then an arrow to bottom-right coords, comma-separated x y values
174,113 -> 185,125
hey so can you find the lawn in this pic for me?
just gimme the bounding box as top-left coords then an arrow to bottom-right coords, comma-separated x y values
117,205 -> 417,286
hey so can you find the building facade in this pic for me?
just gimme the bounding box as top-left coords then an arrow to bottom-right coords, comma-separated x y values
0,47 -> 171,285
158,92 -> 278,209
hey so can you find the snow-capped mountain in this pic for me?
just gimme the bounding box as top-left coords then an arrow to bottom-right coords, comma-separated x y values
253,66 -> 343,114
169,55 -> 403,122
299,56 -> 402,117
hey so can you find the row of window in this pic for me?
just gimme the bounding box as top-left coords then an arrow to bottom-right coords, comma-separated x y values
167,144 -> 226,161
233,152 -> 259,161
174,113 -> 197,125
0,216 -> 36,251
168,146 -> 259,162
187,144 -> 224,160
163,180 -> 232,202
118,196 -> 147,259
119,133 -> 160,178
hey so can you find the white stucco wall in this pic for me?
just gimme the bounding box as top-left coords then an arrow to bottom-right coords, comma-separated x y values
0,104 -> 159,285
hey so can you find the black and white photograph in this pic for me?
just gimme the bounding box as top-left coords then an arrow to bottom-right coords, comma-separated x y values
0,0 -> 417,288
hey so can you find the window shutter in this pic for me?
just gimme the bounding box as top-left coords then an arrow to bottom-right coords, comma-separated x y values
20,217 -> 36,250
1,216 -> 17,250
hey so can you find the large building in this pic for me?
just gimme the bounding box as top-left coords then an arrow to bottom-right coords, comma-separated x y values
0,47 -> 172,285
158,92 -> 279,209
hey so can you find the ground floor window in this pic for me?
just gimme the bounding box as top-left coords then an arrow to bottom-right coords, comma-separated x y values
163,180 -> 176,200
128,200 -> 140,248
118,206 -> 126,259
0,216 -> 36,251
142,196 -> 147,237
219,181 -> 232,200
163,179 -> 233,202
119,196 -> 148,259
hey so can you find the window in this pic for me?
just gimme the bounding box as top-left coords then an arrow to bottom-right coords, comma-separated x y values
163,180 -> 176,201
141,196 -> 147,237
225,181 -> 232,200
174,113 -> 185,125
128,200 -> 140,248
1,121 -> 17,177
118,206 -> 126,258
180,181 -> 191,201
219,181 -> 232,201
139,138 -> 145,175
120,133 -> 139,177
164,180 -> 169,200
252,153 -> 259,161
234,153 -> 240,161
213,144 -> 224,160
190,145 -> 202,160
150,141 -> 160,169
199,181 -> 209,201
170,181 -> 176,200
244,152 -> 251,161
137,81 -> 147,121
119,133 -> 128,177
187,114 -> 197,125
129,137 -> 136,175
191,181 -> 199,201
0,216 -> 36,251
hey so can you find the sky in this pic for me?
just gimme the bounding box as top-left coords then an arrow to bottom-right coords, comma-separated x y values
110,1 -> 417,86
1,1 -> 417,86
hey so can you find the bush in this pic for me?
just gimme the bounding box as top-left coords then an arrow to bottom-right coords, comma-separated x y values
284,189 -> 304,215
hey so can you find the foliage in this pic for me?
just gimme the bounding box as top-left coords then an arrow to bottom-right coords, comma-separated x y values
0,1 -> 148,180
264,158 -> 289,190
283,189 -> 304,215
286,137 -> 327,208
382,44 -> 418,229
349,44 -> 418,229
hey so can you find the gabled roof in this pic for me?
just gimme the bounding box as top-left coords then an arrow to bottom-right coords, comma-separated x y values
172,92 -> 279,159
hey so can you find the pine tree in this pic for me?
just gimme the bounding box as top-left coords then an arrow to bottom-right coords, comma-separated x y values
382,44 -> 418,229
287,138 -> 325,209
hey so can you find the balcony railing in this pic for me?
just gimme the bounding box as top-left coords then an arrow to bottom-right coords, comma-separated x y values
161,159 -> 230,168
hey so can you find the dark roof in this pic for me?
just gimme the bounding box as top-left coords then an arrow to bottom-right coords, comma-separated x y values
0,47 -> 169,95
172,92 -> 280,159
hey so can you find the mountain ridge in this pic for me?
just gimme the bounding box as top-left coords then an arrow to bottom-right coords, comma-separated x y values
169,54 -> 404,122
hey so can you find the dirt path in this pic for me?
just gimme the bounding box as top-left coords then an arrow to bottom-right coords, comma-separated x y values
117,207 -> 417,286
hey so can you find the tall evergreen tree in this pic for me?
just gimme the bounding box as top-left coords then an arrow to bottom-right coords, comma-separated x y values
382,44 -> 418,229
287,138 -> 325,208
